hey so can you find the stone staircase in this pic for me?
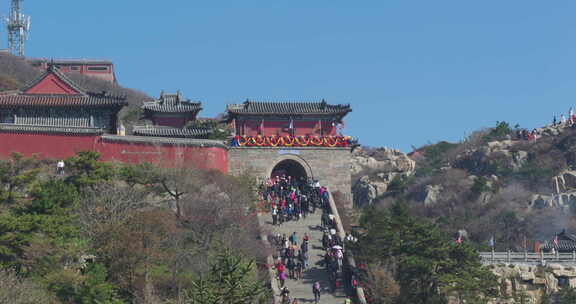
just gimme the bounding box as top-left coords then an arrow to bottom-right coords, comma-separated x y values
259,210 -> 348,304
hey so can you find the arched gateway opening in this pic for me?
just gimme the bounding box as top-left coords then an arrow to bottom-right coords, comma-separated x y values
270,159 -> 309,181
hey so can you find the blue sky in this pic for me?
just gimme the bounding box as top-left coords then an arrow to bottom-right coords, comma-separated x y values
1,1 -> 575,151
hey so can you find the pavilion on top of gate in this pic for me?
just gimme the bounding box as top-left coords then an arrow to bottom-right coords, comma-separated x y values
132,91 -> 213,138
0,64 -> 126,135
224,99 -> 352,137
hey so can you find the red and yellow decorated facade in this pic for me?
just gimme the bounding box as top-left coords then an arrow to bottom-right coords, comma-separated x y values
224,99 -> 351,138
233,135 -> 352,147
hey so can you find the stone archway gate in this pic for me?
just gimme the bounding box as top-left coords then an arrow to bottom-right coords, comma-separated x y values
228,146 -> 352,207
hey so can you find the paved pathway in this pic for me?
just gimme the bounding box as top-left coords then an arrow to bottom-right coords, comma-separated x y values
259,210 -> 347,304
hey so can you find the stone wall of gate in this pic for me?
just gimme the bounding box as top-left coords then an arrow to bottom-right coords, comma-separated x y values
228,147 -> 352,207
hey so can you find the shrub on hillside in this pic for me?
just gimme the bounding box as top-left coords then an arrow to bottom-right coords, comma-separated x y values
414,141 -> 458,177
66,73 -> 149,132
0,152 -> 269,303
485,121 -> 517,141
0,270 -> 56,303
0,75 -> 20,91
0,53 -> 41,86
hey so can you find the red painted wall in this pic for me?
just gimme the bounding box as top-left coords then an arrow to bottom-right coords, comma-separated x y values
98,140 -> 227,172
38,62 -> 116,83
241,120 -> 337,136
0,133 -> 228,173
153,117 -> 189,128
0,133 -> 97,159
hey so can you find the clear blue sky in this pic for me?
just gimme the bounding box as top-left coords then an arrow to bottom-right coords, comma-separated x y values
1,1 -> 575,152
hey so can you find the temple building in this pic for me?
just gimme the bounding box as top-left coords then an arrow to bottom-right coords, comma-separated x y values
132,91 -> 212,138
0,64 -> 126,135
225,99 -> 352,147
542,230 -> 576,253
29,58 -> 117,83
0,79 -> 354,205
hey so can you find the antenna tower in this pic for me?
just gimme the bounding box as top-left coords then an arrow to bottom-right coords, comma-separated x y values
5,0 -> 30,56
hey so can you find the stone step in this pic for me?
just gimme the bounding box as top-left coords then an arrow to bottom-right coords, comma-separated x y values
259,210 -> 349,304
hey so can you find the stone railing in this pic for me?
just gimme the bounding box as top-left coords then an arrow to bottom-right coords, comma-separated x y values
480,251 -> 576,265
327,190 -> 368,304
255,213 -> 281,304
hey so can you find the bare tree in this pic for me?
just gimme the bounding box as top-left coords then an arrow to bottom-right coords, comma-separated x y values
78,183 -> 151,238
0,269 -> 55,304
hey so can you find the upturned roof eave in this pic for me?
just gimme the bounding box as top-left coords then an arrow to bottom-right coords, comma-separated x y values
132,125 -> 213,138
142,106 -> 203,114
0,124 -> 106,134
0,100 -> 128,108
225,109 -> 352,116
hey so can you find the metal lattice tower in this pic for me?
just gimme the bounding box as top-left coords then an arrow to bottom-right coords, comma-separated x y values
4,0 -> 30,56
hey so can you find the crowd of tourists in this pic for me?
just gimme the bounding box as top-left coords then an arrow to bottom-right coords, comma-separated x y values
261,175 -> 355,304
261,175 -> 329,226
553,107 -> 576,127
515,129 -> 537,141
515,107 -> 576,142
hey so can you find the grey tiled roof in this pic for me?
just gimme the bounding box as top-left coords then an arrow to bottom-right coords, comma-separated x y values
101,135 -> 227,148
3,65 -> 126,108
0,94 -> 127,107
226,100 -> 351,115
133,125 -> 212,138
142,92 -> 202,113
542,240 -> 576,251
0,124 -> 105,134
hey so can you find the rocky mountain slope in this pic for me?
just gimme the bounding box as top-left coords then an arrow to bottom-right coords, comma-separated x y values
351,147 -> 415,207
353,120 -> 576,250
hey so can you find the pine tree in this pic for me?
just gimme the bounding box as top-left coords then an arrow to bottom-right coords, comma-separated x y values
355,202 -> 498,304
185,249 -> 269,304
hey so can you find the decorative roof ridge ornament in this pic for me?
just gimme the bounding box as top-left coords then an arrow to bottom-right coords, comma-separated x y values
47,58 -> 56,72
141,91 -> 202,113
